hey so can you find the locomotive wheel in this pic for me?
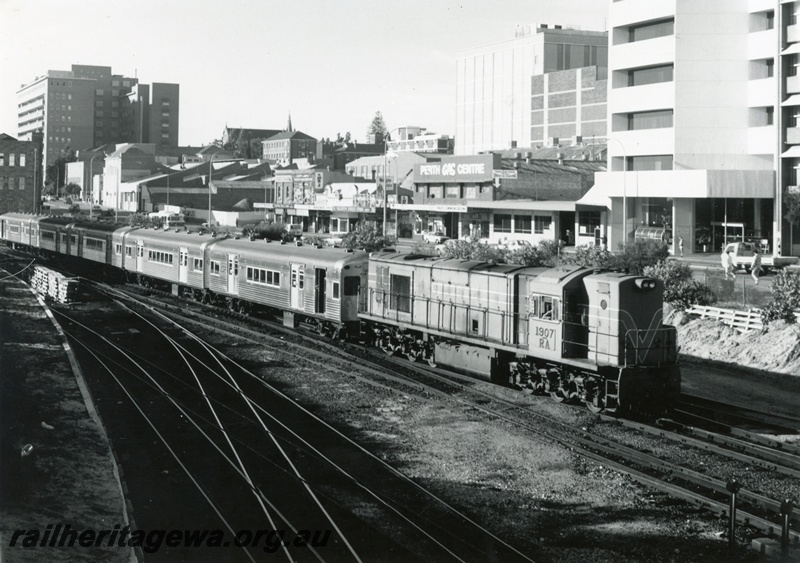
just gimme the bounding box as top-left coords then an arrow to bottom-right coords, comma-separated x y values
405,346 -> 419,362
550,390 -> 568,403
584,401 -> 604,414
378,330 -> 395,355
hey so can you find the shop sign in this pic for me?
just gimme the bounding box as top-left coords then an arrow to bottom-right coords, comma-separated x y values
493,169 -> 518,179
415,154 -> 497,183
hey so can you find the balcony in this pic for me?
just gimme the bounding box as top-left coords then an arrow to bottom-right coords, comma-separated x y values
788,24 -> 800,44
788,75 -> 800,95
787,127 -> 800,145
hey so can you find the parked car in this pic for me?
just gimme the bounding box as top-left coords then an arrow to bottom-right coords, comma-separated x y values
423,231 -> 449,244
497,238 -> 532,250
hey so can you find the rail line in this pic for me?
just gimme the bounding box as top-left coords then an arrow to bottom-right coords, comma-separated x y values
97,279 -> 800,551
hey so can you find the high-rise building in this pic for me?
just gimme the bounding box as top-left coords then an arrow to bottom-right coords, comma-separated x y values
455,24 -> 608,155
16,65 -> 179,171
593,0 -> 785,255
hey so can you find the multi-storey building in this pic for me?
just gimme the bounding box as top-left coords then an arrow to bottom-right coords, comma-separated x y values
455,24 -> 608,155
261,131 -> 317,166
0,133 -> 43,214
592,0 -> 786,255
16,65 -> 179,172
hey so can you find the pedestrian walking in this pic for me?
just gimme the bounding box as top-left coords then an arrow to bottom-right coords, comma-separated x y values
679,236 -> 684,257
752,249 -> 763,285
721,249 -> 734,280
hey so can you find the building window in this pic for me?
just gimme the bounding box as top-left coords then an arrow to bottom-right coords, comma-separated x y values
578,211 -> 601,235
95,89 -> 104,96
767,106 -> 774,125
8,154 -> 14,167
533,216 -> 551,234
767,59 -> 774,78
629,19 -> 674,43
210,260 -> 221,275
19,154 -> 25,167
514,215 -> 532,234
627,64 -> 673,87
494,214 -> 512,233
0,154 -> 4,166
626,109 -> 673,131
766,10 -> 775,30
625,155 -> 674,171
18,177 -> 24,191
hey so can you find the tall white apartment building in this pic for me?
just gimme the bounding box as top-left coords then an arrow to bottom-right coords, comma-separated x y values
593,0 -> 790,255
455,24 -> 607,155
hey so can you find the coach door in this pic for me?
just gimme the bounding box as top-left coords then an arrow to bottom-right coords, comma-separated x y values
227,254 -> 239,294
315,268 -> 326,314
291,263 -> 304,309
136,241 -> 144,271
179,248 -> 188,284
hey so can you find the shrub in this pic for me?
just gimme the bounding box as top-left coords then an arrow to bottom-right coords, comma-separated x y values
761,269 -> 800,325
641,259 -> 716,310
340,222 -> 395,252
242,221 -> 290,241
506,240 -> 560,267
560,244 -> 617,269
613,239 -> 670,274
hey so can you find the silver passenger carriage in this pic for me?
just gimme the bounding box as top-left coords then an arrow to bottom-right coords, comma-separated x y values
207,238 -> 369,335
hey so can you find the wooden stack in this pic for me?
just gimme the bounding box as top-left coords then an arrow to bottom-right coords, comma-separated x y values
30,265 -> 80,304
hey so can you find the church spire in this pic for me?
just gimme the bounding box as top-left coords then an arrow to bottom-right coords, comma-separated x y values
286,112 -> 293,133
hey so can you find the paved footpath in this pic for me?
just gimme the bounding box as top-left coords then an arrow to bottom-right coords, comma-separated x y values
0,267 -> 133,563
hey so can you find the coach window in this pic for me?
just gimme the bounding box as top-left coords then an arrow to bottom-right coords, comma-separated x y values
114,243 -> 121,255
193,258 -> 203,271
210,260 -> 221,275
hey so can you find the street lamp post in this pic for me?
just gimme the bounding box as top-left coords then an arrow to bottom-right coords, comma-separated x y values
207,152 -> 224,228
88,153 -> 99,218
382,129 -> 401,236
606,137 -> 627,249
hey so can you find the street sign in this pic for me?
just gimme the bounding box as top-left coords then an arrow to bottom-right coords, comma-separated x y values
492,169 -> 518,179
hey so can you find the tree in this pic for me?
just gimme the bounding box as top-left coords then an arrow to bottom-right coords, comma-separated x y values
235,131 -> 251,158
340,221 -> 395,252
368,111 -> 388,139
643,260 -> 716,310
784,189 -> 800,230
63,183 -> 82,198
45,149 -> 77,196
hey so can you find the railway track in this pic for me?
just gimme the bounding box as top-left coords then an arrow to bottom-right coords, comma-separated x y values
59,280 -> 536,562
3,247 -> 799,556
90,279 -> 800,554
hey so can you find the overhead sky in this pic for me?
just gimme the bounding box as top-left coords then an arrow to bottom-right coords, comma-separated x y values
1,0 -> 607,147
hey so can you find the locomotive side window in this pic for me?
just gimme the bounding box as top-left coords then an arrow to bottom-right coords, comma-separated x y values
530,294 -> 560,321
390,274 -> 411,313
332,282 -> 340,299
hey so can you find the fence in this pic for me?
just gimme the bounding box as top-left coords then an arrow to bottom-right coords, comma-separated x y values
685,305 -> 763,333
696,266 -> 772,311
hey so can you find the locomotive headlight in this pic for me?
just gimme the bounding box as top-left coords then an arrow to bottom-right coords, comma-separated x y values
635,278 -> 658,290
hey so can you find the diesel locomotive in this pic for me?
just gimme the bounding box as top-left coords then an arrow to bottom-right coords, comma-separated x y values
0,212 -> 681,415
